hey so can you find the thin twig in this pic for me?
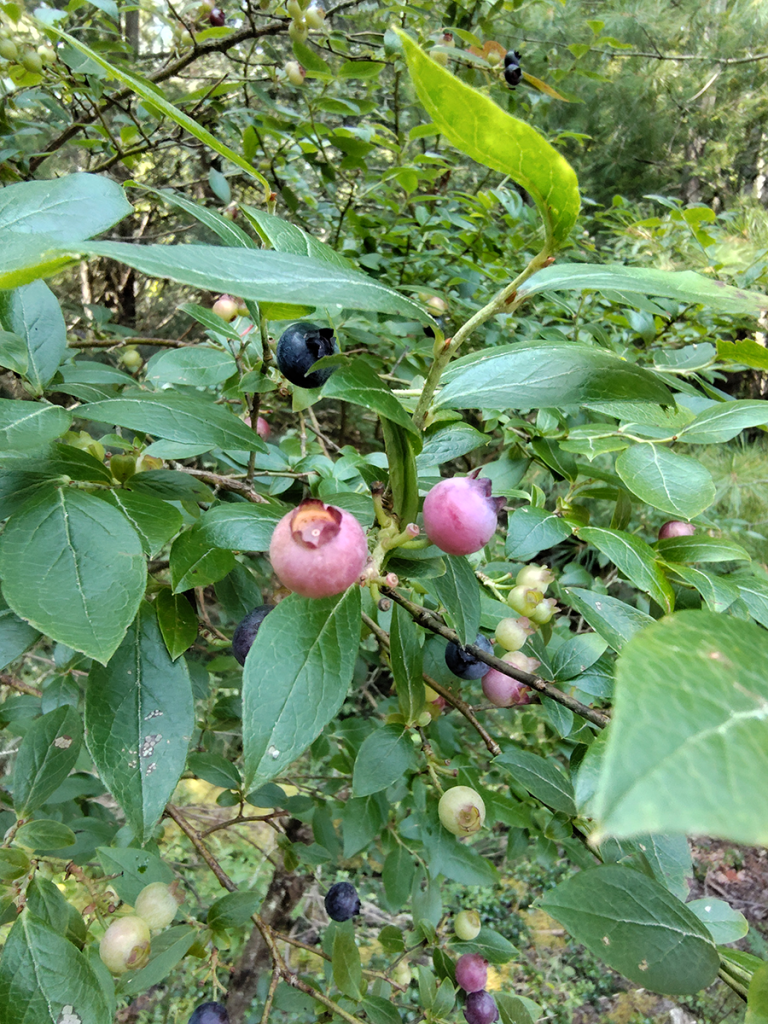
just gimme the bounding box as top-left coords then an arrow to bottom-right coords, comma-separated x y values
169,463 -> 270,504
0,674 -> 42,698
381,590 -> 609,729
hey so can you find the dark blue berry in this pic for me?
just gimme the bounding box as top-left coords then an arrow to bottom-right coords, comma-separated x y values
464,991 -> 499,1024
232,605 -> 275,666
188,1003 -> 229,1024
424,316 -> 447,339
503,50 -> 522,87
325,881 -> 361,922
444,634 -> 493,680
276,322 -> 338,389
208,7 -> 225,24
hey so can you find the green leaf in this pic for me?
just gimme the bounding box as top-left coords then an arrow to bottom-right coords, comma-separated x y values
381,419 -> 420,528
352,725 -> 416,797
126,469 -> 214,503
518,263 -> 768,317
539,864 -> 719,995
85,603 -> 194,843
0,329 -> 28,375
13,706 -> 83,815
594,611 -> 768,845
362,997 -> 403,1024
0,487 -> 146,664
395,30 -> 579,249
332,920 -> 363,1000
728,573 -> 768,627
121,925 -> 199,998
0,172 -> 132,244
687,899 -> 748,945
562,587 -> 654,652
322,360 -> 419,435
95,846 -> 174,905
677,400 -> 768,444
14,819 -> 76,851
579,527 -> 674,613
71,242 -> 429,322
665,564 -> 740,613
155,589 -> 198,660
451,926 -> 519,965
505,506 -> 573,561
140,187 -> 256,249
415,423 -> 491,468
497,993 -> 536,1024
426,555 -> 481,647
79,392 -> 267,453
0,400 -> 71,452
718,338 -> 768,370
615,445 -> 716,519
26,876 -> 85,946
382,846 -> 414,912
146,346 -> 238,388
0,281 -> 66,393
390,602 -> 425,725
551,632 -> 608,681
41,27 -> 270,193
412,806 -> 498,886
170,529 -> 235,592
0,603 -> 40,670
187,752 -> 241,790
437,342 -> 672,411
196,503 -> 284,551
240,207 -> 350,268
747,964 -> 768,1024
0,914 -> 110,1024
342,794 -> 387,858
207,891 -> 262,930
242,588 -> 361,790
338,59 -> 384,79
495,744 -> 576,815
178,302 -> 246,341
656,535 -> 751,564
97,491 -> 183,557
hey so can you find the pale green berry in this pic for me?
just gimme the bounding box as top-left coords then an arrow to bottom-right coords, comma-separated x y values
515,564 -> 554,593
528,598 -> 557,626
438,786 -> 485,837
494,616 -> 534,651
288,17 -> 308,42
284,60 -> 306,86
304,3 -> 325,28
134,882 -> 181,931
0,38 -> 18,60
454,909 -> 481,941
507,585 -> 543,616
99,916 -> 151,974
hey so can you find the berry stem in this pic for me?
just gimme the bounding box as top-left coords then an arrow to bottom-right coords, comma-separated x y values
411,244 -> 553,432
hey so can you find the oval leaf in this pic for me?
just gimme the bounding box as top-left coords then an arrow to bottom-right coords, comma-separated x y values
615,445 -> 716,519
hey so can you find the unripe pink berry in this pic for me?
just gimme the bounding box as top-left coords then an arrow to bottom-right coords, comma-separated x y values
494,616 -> 534,651
438,785 -> 485,837
99,916 -> 151,974
502,650 -> 540,675
246,414 -> 271,440
515,563 -> 554,593
212,295 -> 239,321
481,664 -> 534,707
507,585 -> 543,616
528,597 -> 557,626
422,473 -> 504,556
269,499 -> 368,599
455,953 -> 488,993
658,520 -> 696,540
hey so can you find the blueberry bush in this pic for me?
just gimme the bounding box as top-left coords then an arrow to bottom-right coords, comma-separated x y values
1,0 -> 768,1022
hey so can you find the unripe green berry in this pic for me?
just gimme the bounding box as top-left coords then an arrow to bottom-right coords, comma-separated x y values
304,3 -> 325,28
288,17 -> 308,42
507,585 -> 543,617
286,0 -> 301,15
528,598 -> 557,626
515,563 -> 554,593
392,961 -> 412,987
438,785 -> 485,837
454,909 -> 481,941
120,346 -> 143,370
284,60 -> 306,86
37,44 -> 56,64
110,453 -> 137,483
134,881 -> 182,931
0,38 -> 18,60
212,295 -> 239,321
99,916 -> 151,974
494,616 -> 534,651
21,49 -> 43,74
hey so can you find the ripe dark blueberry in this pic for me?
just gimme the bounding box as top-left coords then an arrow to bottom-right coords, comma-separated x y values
325,881 -> 361,922
464,991 -> 499,1024
188,1003 -> 229,1024
424,315 -> 447,339
208,6 -> 225,23
503,49 -> 522,87
232,605 -> 275,666
276,322 -> 338,389
444,633 -> 493,680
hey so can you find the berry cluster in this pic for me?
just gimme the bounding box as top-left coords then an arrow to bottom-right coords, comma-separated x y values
283,0 -> 326,82
99,881 -> 183,975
